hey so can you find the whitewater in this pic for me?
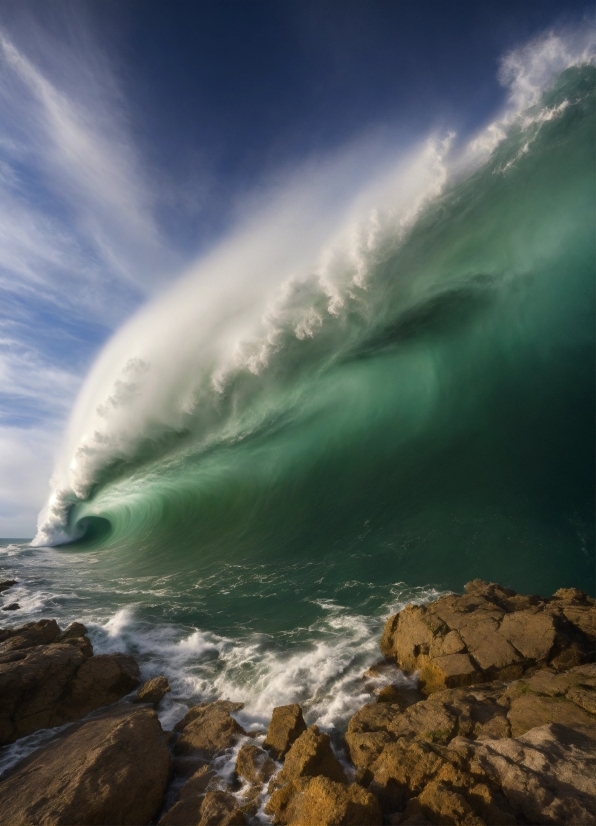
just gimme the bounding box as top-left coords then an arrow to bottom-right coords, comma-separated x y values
1,30 -> 594,773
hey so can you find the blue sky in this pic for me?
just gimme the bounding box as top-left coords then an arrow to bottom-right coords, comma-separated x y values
0,0 -> 592,536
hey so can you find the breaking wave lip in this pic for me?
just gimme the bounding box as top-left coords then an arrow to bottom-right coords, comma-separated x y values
32,28 -> 595,548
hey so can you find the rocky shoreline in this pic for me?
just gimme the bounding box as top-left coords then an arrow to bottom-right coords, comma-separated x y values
0,579 -> 594,825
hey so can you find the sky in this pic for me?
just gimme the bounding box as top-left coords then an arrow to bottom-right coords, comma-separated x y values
0,0 -> 592,537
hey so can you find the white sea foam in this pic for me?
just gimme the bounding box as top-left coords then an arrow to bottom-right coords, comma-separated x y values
80,585 -> 442,735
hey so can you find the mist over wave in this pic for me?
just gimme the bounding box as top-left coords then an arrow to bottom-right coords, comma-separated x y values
33,32 -> 594,603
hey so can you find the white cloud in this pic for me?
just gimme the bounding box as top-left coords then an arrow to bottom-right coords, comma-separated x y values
0,424 -> 59,537
0,19 -> 181,535
0,29 -> 177,290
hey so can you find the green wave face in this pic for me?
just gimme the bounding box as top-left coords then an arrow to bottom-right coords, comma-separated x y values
65,66 -> 595,629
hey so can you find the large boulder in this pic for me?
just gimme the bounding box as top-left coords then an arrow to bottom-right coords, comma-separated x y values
271,775 -> 382,826
52,652 -> 141,723
264,704 -> 307,759
0,618 -> 141,745
159,788 -> 245,826
346,663 -> 596,772
158,766 -> 216,826
0,618 -> 61,648
0,705 -> 171,825
134,675 -> 171,705
0,639 -> 87,745
380,581 -> 595,693
272,725 -> 347,787
446,723 -> 596,825
345,659 -> 596,824
266,726 -> 351,823
174,700 -> 246,757
235,742 -> 276,784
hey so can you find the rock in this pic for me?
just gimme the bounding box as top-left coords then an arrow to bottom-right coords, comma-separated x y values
158,766 -> 217,825
403,781 -> 487,826
0,618 -> 60,647
56,621 -> 89,642
380,581 -> 595,693
368,738 -> 446,812
506,690 -> 595,738
180,765 -> 217,798
2,602 -> 20,610
174,700 -> 246,757
0,641 -> 87,745
159,796 -> 205,825
0,624 -> 140,746
235,742 -> 276,784
161,789 -> 245,826
364,659 -> 399,679
55,622 -> 93,657
172,754 -> 211,777
273,725 -> 347,786
199,791 -> 245,826
135,675 -> 171,705
346,703 -> 398,769
451,723 -> 596,825
52,652 -> 141,722
376,685 -> 404,703
264,703 -> 307,759
0,579 -> 17,592
0,705 -> 171,825
266,727 -> 352,824
275,775 -> 382,825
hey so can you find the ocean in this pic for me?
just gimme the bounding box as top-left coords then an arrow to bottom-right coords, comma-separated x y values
1,63 -> 594,767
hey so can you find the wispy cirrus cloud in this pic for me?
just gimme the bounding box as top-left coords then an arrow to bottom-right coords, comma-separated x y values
0,18 -> 181,534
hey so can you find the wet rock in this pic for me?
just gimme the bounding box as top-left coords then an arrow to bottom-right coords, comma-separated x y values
235,742 -> 276,784
134,674 -> 171,705
174,700 -> 246,757
2,602 -> 19,610
0,641 -> 87,745
276,775 -> 382,825
264,703 -> 307,759
364,658 -> 398,679
376,684 -> 404,703
161,789 -> 245,826
380,581 -> 595,694
273,725 -> 347,786
0,579 -> 17,593
0,618 -> 60,646
180,765 -> 217,798
53,652 -> 141,722
172,754 -> 211,776
200,790 -> 245,825
0,705 -> 170,825
159,796 -> 205,825
266,726 -> 353,823
159,766 -> 220,826
56,621 -> 88,642
0,618 -> 139,746
55,622 -> 93,657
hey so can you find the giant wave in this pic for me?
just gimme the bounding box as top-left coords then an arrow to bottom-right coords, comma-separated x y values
33,33 -> 595,604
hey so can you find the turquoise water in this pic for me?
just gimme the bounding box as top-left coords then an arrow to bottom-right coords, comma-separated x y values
67,66 -> 594,610
0,66 -> 594,746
